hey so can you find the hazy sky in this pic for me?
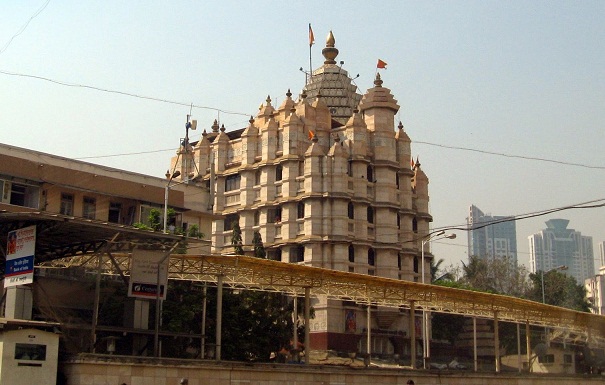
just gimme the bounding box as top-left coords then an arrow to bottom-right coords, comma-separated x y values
1,1 -> 604,271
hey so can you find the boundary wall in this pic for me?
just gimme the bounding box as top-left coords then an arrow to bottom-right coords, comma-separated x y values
61,355 -> 605,385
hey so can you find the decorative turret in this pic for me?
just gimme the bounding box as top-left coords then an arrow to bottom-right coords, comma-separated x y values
358,73 -> 400,132
241,117 -> 259,165
395,121 -> 412,168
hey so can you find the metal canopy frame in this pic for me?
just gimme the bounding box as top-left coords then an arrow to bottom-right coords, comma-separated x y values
0,211 -> 189,261
46,252 -> 605,344
2,212 -> 604,346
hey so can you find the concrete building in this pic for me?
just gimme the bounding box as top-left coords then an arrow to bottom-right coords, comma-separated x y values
0,142 -> 214,240
467,205 -> 517,263
585,241 -> 605,315
528,219 -> 594,284
170,31 -> 434,354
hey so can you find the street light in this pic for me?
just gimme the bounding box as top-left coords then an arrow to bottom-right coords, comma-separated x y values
163,170 -> 183,233
420,230 -> 456,369
540,265 -> 567,347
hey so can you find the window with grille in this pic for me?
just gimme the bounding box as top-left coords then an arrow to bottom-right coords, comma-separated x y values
225,174 -> 241,192
60,193 -> 74,215
83,197 -> 96,219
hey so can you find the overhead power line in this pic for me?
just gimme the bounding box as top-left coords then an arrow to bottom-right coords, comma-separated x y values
415,141 -> 605,170
0,69 -> 250,117
0,0 -> 51,55
2,70 -> 603,170
433,198 -> 605,233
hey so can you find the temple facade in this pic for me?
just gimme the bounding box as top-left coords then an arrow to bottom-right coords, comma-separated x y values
170,31 -> 434,355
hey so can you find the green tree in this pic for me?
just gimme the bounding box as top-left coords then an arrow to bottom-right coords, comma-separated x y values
461,255 -> 530,297
431,258 -> 454,282
231,222 -> 244,255
252,231 -> 266,259
148,208 -> 162,231
527,270 -> 591,312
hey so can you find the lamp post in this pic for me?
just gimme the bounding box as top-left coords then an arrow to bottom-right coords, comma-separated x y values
163,170 -> 183,233
540,264 -> 567,347
420,230 -> 456,369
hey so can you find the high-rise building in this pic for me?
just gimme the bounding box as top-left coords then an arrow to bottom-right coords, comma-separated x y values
169,31 -> 434,354
466,205 -> 517,263
528,219 -> 594,284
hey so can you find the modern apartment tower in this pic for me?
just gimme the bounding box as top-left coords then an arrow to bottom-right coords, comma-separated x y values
528,219 -> 594,284
467,205 -> 517,263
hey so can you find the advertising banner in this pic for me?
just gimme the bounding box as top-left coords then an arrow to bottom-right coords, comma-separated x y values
5,225 -> 36,287
128,249 -> 169,300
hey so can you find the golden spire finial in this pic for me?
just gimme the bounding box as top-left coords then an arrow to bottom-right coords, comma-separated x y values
322,30 -> 339,64
326,30 -> 335,47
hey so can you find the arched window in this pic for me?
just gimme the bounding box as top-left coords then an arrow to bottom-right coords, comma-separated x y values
347,159 -> 353,177
412,217 -> 418,233
276,164 -> 283,181
367,165 -> 374,182
397,213 -> 401,229
348,202 -> 355,219
297,201 -> 305,219
396,173 -> 400,189
367,206 -> 374,224
413,257 -> 419,273
368,248 -> 375,266
348,245 -> 355,263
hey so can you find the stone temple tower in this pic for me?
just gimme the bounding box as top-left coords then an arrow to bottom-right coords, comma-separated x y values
170,31 -> 433,356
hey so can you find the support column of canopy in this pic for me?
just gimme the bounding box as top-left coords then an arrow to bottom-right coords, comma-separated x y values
304,287 -> 310,364
215,275 -> 223,361
91,233 -> 120,353
494,311 -> 500,373
409,301 -> 416,368
526,320 -> 531,373
367,304 -> 371,360
517,323 -> 521,372
154,242 -> 180,357
293,295 -> 298,360
473,317 -> 478,372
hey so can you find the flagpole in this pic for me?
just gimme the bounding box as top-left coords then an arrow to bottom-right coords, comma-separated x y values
309,44 -> 312,84
308,23 -> 314,85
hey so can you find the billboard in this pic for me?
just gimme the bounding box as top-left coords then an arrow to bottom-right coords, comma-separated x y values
5,225 -> 36,287
128,249 -> 169,300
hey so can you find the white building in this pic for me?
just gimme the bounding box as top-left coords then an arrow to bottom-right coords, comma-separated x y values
528,219 -> 594,284
585,241 -> 605,315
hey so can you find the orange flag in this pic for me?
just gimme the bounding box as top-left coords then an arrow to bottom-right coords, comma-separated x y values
308,130 -> 315,140
309,24 -> 315,46
377,59 -> 387,69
